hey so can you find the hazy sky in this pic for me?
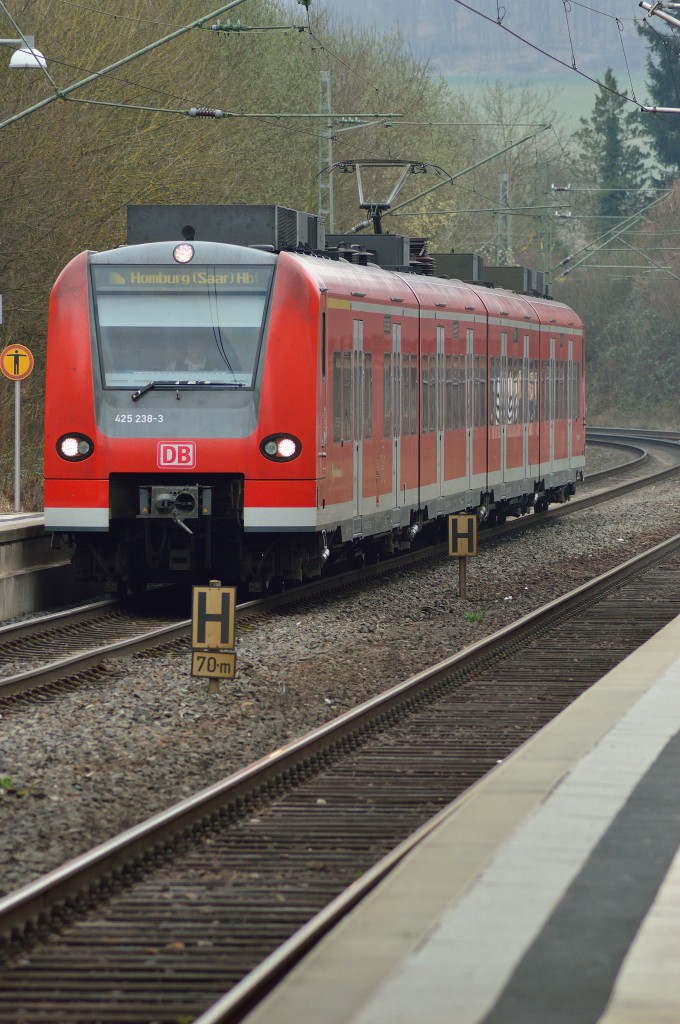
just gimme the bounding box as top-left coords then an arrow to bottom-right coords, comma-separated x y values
286,1 -> 652,118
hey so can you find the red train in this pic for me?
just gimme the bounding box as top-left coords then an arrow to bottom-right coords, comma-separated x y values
43,205 -> 585,594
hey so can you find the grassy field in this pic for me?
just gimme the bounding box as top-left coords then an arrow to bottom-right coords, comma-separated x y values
440,71 -> 646,132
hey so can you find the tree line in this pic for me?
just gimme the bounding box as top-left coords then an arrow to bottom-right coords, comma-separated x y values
0,2 -> 678,506
556,19 -> 680,428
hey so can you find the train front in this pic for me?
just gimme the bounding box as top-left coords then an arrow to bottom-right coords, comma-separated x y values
43,241 -> 321,594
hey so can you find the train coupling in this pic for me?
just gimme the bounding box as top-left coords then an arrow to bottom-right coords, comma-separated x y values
138,485 -> 213,521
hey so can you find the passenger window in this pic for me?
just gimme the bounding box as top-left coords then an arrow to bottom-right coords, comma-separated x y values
364,353 -> 372,439
333,352 -> 341,442
383,354 -> 391,438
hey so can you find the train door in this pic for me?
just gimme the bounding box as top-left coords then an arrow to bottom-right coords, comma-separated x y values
523,334 -> 530,480
549,337 -> 556,466
466,326 -> 474,492
500,332 -> 507,480
318,306 -> 328,492
437,325 -> 445,499
527,328 -> 541,475
565,335 -> 569,464
392,321 -> 401,510
353,319 -> 363,530
569,337 -> 585,468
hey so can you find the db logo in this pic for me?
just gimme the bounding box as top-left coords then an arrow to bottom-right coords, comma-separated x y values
157,442 -> 196,468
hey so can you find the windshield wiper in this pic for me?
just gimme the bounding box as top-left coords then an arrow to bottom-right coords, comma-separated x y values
131,380 -> 245,402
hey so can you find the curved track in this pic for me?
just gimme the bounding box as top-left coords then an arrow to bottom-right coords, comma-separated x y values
1,429 -> 678,705
1,531 -> 679,1023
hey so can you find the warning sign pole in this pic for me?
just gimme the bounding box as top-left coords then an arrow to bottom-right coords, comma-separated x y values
13,380 -> 20,512
0,344 -> 35,513
448,514 -> 478,600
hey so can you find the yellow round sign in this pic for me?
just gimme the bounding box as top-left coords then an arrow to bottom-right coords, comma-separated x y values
0,344 -> 34,381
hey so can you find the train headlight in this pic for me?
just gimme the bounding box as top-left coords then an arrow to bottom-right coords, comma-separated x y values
260,434 -> 302,462
56,433 -> 94,462
173,242 -> 195,264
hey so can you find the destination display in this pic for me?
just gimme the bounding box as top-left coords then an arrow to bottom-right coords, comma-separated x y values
95,265 -> 272,291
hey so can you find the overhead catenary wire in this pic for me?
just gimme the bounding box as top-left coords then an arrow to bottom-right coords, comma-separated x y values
452,0 -> 680,140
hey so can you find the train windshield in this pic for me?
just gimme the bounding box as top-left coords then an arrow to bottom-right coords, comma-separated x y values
91,264 -> 274,389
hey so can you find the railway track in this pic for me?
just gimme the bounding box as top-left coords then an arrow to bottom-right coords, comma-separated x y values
1,429 -> 678,705
0,597 -> 188,700
1,531 -> 679,1023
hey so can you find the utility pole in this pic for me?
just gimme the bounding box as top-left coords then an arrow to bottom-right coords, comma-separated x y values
495,173 -> 510,264
318,71 -> 334,233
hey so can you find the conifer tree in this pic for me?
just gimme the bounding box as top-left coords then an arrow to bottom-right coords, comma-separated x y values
572,69 -> 647,225
637,21 -> 680,176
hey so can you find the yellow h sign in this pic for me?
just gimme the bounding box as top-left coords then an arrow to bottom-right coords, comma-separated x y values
448,514 -> 478,557
191,581 -> 236,683
192,583 -> 235,649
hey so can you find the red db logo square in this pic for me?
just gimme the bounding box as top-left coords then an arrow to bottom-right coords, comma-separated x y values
157,442 -> 196,468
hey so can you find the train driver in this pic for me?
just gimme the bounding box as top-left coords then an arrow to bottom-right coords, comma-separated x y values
167,336 -> 216,373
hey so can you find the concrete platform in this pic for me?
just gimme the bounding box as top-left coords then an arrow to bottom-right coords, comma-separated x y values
241,612 -> 680,1024
0,513 -> 98,618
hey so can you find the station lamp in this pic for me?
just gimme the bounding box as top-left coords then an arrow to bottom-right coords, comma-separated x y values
0,36 -> 46,69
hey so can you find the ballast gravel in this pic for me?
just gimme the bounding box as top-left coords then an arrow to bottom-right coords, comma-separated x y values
0,444 -> 679,896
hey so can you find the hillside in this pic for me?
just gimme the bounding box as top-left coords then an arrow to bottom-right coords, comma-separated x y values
294,0 -> 648,87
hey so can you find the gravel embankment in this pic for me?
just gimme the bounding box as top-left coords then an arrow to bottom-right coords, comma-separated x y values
0,447 -> 679,895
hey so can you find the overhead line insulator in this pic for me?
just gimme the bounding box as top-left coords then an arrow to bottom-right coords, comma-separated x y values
188,107 -> 227,118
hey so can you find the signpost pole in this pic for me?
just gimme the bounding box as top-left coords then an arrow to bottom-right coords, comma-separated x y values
0,344 -> 34,513
448,513 -> 478,599
458,555 -> 467,600
14,379 -> 20,512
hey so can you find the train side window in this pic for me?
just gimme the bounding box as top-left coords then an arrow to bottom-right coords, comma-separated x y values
564,361 -> 569,419
421,357 -> 428,433
410,356 -> 418,434
541,362 -> 547,419
437,329 -> 445,434
466,331 -> 474,427
393,350 -> 401,438
437,352 -> 443,433
489,356 -> 495,426
522,356 -> 528,423
333,352 -> 342,442
529,360 -> 538,423
383,354 -> 391,438
401,354 -> 409,435
354,352 -> 363,442
513,358 -> 520,424
343,351 -> 352,441
364,353 -> 373,439
446,354 -> 453,430
458,353 -> 466,429
453,320 -> 459,340
478,357 -> 487,427
353,321 -> 363,442
512,360 -> 518,423
565,362 -> 570,418
429,355 -> 437,432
